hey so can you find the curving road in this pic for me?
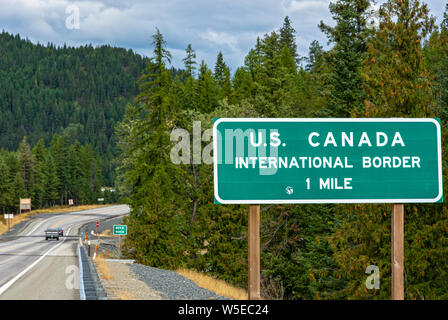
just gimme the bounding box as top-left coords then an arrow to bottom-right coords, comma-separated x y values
0,205 -> 129,300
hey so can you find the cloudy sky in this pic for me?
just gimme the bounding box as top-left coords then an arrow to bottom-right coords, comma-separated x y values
0,0 -> 446,71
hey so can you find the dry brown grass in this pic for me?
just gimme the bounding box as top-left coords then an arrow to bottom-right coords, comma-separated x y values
0,204 -> 114,236
93,254 -> 138,300
94,254 -> 113,280
176,268 -> 248,300
0,215 -> 29,235
99,229 -> 113,237
114,290 -> 137,300
0,213 -> 35,235
30,204 -> 114,215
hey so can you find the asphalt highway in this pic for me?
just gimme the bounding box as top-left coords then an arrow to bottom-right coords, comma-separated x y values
0,205 -> 129,300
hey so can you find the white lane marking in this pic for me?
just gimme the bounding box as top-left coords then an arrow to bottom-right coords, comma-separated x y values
0,227 -> 72,296
25,219 -> 46,236
0,241 -> 52,268
0,205 -> 129,294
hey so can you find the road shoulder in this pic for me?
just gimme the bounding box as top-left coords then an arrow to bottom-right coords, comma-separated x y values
94,257 -> 163,300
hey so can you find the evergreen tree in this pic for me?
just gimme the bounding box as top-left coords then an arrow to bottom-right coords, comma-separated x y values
214,52 -> 233,101
249,31 -> 301,116
18,136 -> 34,196
0,160 -> 12,213
221,66 -> 233,100
306,40 -> 324,72
31,139 -> 47,208
232,66 -> 255,101
181,44 -> 198,110
330,0 -> 447,300
67,141 -> 85,203
0,32 -> 147,186
363,0 -> 435,117
319,0 -> 372,117
183,44 -> 197,77
12,172 -> 25,209
42,154 -> 60,206
196,61 -> 219,113
279,16 -> 299,64
214,52 -> 227,84
425,3 -> 448,122
151,28 -> 172,74
121,29 -> 188,269
442,3 -> 448,32
50,134 -> 69,205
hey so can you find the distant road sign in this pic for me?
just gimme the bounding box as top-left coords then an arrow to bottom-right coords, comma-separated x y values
4,214 -> 13,219
68,199 -> 74,206
213,118 -> 443,204
113,225 -> 127,236
20,198 -> 31,210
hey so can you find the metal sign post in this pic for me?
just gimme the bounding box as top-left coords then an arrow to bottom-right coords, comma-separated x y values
213,118 -> 442,300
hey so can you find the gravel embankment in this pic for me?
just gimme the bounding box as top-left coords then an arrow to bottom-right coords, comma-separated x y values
99,261 -> 163,300
129,264 -> 230,300
80,215 -> 230,300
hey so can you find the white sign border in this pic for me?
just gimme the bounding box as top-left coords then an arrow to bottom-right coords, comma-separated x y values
213,118 -> 443,204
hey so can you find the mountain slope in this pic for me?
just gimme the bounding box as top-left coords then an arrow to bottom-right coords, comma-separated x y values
0,32 -> 148,184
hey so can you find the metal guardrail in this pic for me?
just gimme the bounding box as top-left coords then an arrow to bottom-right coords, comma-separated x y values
77,242 -> 108,300
105,259 -> 135,264
76,213 -> 130,300
77,243 -> 86,300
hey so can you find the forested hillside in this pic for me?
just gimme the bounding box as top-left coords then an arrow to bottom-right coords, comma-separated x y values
0,135 -> 104,213
0,32 -> 147,184
118,0 -> 448,300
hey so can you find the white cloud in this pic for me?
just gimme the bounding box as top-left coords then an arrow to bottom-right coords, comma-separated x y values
201,30 -> 239,52
0,0 -> 445,70
282,0 -> 330,14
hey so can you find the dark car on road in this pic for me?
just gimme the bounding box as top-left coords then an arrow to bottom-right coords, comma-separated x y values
45,228 -> 59,241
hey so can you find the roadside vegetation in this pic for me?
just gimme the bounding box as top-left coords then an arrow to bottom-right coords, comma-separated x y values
117,0 -> 448,300
177,269 -> 248,300
93,254 -> 139,300
0,32 -> 147,185
1,0 -> 447,301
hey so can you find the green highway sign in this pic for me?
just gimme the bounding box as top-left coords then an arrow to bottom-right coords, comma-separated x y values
213,118 -> 443,204
113,225 -> 127,235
